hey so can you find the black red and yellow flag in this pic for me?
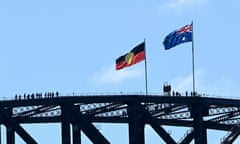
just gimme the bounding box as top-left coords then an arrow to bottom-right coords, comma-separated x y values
116,42 -> 145,70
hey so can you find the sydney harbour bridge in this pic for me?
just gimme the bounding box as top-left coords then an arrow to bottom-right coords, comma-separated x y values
0,92 -> 240,144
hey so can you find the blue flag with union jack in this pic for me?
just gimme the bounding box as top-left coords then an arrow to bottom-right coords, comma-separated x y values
163,23 -> 192,50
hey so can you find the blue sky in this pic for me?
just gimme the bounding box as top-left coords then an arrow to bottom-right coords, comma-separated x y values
1,0 -> 240,143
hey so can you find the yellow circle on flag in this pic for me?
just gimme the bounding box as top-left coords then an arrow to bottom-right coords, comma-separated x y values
125,52 -> 134,65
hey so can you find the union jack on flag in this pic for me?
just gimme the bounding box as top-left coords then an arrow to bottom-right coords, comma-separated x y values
176,24 -> 192,34
163,23 -> 193,50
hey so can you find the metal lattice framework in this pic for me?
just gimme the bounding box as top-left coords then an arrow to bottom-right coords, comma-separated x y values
1,94 -> 240,144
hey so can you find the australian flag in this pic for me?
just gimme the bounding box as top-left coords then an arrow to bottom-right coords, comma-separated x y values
163,23 -> 192,50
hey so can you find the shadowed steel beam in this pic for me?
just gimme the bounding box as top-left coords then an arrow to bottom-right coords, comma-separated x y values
128,103 -> 145,144
13,116 -> 234,131
7,123 -> 37,144
72,106 -> 81,144
3,96 -> 240,108
221,125 -> 240,144
3,95 -> 240,144
71,106 -> 81,144
179,130 -> 194,144
191,103 -> 207,144
72,107 -> 110,144
7,127 -> 14,144
72,124 -> 81,144
61,105 -> 71,144
3,118 -> 37,144
6,108 -> 14,144
0,108 -> 37,144
140,105 -> 177,144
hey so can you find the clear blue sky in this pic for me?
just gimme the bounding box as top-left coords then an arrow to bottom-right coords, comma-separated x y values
1,0 -> 240,143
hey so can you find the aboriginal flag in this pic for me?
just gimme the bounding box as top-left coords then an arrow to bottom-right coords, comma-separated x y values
116,42 -> 145,70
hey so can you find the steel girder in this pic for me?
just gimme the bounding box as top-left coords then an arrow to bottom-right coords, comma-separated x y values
1,95 -> 240,143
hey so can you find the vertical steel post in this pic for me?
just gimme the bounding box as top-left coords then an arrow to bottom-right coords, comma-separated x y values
7,127 -> 14,144
128,102 -> 145,144
0,125 -> 1,144
191,102 -> 207,144
72,106 -> 81,144
61,105 -> 71,144
72,124 -> 81,144
6,108 -> 14,144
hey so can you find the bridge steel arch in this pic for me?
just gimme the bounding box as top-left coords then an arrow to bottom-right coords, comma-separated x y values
1,95 -> 240,144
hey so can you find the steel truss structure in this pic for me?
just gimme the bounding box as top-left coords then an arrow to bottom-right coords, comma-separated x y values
1,95 -> 240,144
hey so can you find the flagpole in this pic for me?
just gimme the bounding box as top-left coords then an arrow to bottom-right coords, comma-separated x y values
191,21 -> 196,95
144,39 -> 148,96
